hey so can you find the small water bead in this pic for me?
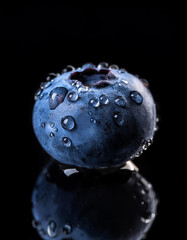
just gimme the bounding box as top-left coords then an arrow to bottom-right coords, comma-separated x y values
62,137 -> 72,147
49,132 -> 55,138
114,96 -> 126,108
34,88 -> 42,100
62,224 -> 72,234
49,87 -> 68,110
40,81 -> 52,89
99,94 -> 109,105
90,118 -> 97,124
97,62 -> 109,69
61,116 -> 76,131
109,64 -> 119,70
67,91 -> 78,102
41,122 -> 45,128
62,65 -> 75,73
88,110 -> 93,115
78,85 -> 89,93
113,112 -> 125,127
122,79 -> 128,84
141,213 -> 156,224
47,220 -> 57,237
32,219 -> 41,230
82,63 -> 95,69
130,91 -> 143,105
89,97 -> 100,108
119,68 -> 126,74
142,139 -> 153,151
46,73 -> 58,81
49,122 -> 55,128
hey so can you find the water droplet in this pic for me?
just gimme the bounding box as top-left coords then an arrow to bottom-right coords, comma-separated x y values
141,189 -> 146,195
41,122 -> 45,128
122,79 -> 128,84
46,73 -> 58,81
47,220 -> 57,237
113,113 -> 125,127
62,65 -> 75,73
34,88 -> 42,101
49,122 -> 55,128
49,87 -> 68,110
40,81 -> 52,89
97,62 -> 109,69
90,118 -> 97,124
130,91 -> 143,104
62,137 -> 72,147
63,224 -> 72,234
89,97 -> 100,108
114,96 -> 126,108
49,132 -> 55,138
61,116 -> 76,131
32,219 -> 41,230
72,80 -> 81,88
82,63 -> 95,69
67,91 -> 78,102
141,213 -> 155,224
109,64 -> 119,70
78,85 -> 89,93
99,94 -> 109,105
142,139 -> 153,150
88,110 -> 93,115
54,127 -> 58,132
119,68 -> 126,73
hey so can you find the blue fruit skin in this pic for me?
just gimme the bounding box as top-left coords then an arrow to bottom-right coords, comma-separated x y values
33,65 -> 156,169
32,162 -> 158,240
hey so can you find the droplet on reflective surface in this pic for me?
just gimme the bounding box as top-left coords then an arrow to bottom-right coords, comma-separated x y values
114,96 -> 126,108
97,62 -> 109,69
49,87 -> 68,110
62,224 -> 72,234
89,97 -> 100,108
61,116 -> 76,130
67,91 -> 78,102
47,220 -> 57,237
109,64 -> 119,70
99,94 -> 109,105
130,91 -> 143,104
62,137 -> 72,147
141,213 -> 156,224
49,132 -> 55,138
113,113 -> 125,126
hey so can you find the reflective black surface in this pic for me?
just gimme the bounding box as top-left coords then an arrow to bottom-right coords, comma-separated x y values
1,5 -> 185,240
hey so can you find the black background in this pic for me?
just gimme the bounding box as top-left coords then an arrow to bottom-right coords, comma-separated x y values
1,4 -> 186,240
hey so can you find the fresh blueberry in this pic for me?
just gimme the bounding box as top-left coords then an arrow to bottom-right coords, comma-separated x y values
32,162 -> 158,240
33,63 -> 157,169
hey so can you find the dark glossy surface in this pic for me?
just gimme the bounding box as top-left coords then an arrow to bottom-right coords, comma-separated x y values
32,162 -> 157,240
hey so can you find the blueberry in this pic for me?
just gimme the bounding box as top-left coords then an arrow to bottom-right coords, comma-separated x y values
33,63 -> 157,169
31,162 -> 158,240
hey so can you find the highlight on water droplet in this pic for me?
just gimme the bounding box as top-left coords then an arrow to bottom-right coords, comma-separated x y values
109,64 -> 119,70
47,220 -> 57,237
61,116 -> 76,131
130,91 -> 143,104
97,62 -> 109,69
89,97 -> 100,108
114,96 -> 126,108
49,87 -> 68,110
34,88 -> 42,101
49,132 -> 55,138
99,94 -> 109,105
67,91 -> 79,102
62,224 -> 72,234
62,137 -> 72,147
141,213 -> 156,224
40,81 -> 52,89
90,118 -> 97,124
41,122 -> 45,128
113,112 -> 125,127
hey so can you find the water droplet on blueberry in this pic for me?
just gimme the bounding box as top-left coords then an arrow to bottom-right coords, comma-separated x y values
61,116 -> 76,131
67,91 -> 78,102
130,91 -> 143,104
141,213 -> 156,224
34,88 -> 42,101
90,118 -> 97,124
41,122 -> 45,128
62,224 -> 72,234
89,97 -> 100,108
49,87 -> 68,110
113,113 -> 125,127
47,220 -> 57,237
99,94 -> 109,105
49,132 -> 55,138
109,64 -> 119,70
62,137 -> 72,147
114,96 -> 126,108
40,81 -> 52,89
82,63 -> 95,69
97,62 -> 109,69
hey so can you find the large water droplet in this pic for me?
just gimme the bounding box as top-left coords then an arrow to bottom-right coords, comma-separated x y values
49,87 -> 68,110
47,220 -> 57,237
114,96 -> 126,108
61,116 -> 76,131
97,62 -> 109,69
130,91 -> 143,104
62,224 -> 72,234
89,97 -> 100,108
113,113 -> 125,126
67,91 -> 78,102
62,137 -> 72,147
99,94 -> 109,105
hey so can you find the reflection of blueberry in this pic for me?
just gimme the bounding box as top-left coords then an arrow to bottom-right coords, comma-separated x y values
33,63 -> 156,169
32,162 -> 158,240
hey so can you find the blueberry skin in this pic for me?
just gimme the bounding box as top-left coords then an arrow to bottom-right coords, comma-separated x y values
33,64 -> 156,169
32,162 -> 158,240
